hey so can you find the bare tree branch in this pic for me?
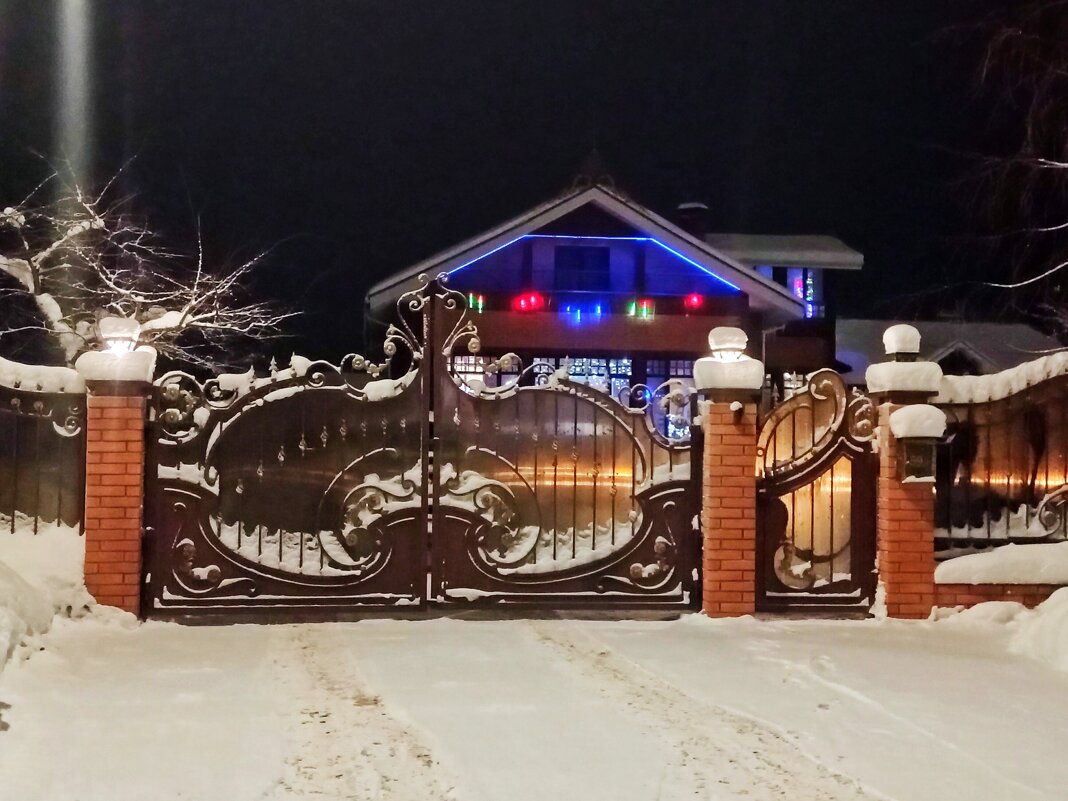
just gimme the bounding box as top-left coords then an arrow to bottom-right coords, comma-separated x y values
0,171 -> 295,367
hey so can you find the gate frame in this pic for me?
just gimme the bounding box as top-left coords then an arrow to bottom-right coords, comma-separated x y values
139,276 -> 703,619
753,370 -> 879,613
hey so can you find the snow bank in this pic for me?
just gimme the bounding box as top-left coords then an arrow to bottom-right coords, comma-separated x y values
936,350 -> 1068,404
0,518 -> 91,672
865,360 -> 943,394
935,542 -> 1068,585
0,355 -> 84,393
934,600 -> 1028,625
0,562 -> 53,666
1010,588 -> 1068,672
888,404 -> 946,438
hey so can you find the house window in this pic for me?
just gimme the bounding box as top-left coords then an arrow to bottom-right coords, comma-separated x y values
669,359 -> 693,378
554,246 -> 611,292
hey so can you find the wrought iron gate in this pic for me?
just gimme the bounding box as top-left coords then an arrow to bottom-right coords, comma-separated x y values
429,292 -> 697,605
755,370 -> 877,612
143,279 -> 699,617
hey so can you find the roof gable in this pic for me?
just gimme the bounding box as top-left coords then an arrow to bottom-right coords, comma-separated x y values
367,185 -> 805,322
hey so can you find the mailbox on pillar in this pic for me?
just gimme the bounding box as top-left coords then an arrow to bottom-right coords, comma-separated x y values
888,404 -> 946,483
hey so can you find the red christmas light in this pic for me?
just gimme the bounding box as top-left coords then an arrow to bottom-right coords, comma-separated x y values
512,291 -> 545,312
684,293 -> 704,311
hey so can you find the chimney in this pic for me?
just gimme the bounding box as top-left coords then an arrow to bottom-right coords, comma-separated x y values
675,201 -> 710,239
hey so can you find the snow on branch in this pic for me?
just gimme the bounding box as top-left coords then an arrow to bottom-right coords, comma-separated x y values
0,172 -> 295,367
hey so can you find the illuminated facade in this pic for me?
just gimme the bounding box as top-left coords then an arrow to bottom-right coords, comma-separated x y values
367,183 -> 863,405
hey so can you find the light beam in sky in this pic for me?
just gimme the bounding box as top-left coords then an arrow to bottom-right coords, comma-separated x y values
55,0 -> 92,191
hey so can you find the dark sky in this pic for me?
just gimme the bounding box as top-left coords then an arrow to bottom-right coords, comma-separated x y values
0,1 -> 1024,361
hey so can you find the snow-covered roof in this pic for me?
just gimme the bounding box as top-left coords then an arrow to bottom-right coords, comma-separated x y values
704,234 -> 863,271
366,184 -> 806,323
836,318 -> 1062,385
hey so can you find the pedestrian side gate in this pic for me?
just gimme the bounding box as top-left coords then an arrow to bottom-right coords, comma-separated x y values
755,370 -> 878,611
143,278 -> 700,617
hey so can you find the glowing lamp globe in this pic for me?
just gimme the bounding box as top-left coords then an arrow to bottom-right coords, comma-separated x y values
98,315 -> 141,354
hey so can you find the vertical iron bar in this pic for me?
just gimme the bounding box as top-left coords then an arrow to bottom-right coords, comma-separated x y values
611,417 -> 618,545
531,392 -> 538,565
592,407 -> 598,551
553,391 -> 559,562
11,410 -> 19,534
33,415 -> 41,534
830,458 -> 835,583
572,396 -> 578,560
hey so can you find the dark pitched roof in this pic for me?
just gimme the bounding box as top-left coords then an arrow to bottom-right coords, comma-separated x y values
367,184 -> 805,323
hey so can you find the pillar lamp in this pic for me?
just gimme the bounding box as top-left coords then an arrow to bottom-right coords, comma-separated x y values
97,315 -> 142,354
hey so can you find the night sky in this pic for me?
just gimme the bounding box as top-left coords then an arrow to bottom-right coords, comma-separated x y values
0,1 -> 1025,361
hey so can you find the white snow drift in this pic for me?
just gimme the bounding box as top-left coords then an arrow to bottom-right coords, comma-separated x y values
0,517 -> 90,672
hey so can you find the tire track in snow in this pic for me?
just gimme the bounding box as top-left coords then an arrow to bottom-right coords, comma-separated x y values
526,620 -> 884,801
266,625 -> 459,801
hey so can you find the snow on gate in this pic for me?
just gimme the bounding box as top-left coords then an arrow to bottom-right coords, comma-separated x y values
142,278 -> 701,617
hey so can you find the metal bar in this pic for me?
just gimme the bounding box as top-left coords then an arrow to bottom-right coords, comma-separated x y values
10,409 -> 19,535
611,417 -> 618,545
531,392 -> 539,565
830,457 -> 835,583
572,396 -> 578,560
592,407 -> 598,551
33,415 -> 41,534
553,391 -> 559,562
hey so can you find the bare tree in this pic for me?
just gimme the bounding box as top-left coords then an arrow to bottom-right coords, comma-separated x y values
0,172 -> 294,368
973,1 -> 1068,330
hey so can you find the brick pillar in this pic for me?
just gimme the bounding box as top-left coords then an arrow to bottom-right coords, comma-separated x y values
83,383 -> 149,616
876,403 -> 936,618
701,397 -> 758,617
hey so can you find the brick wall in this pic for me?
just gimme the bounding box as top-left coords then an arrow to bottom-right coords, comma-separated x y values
876,403 -> 936,618
83,390 -> 147,615
701,400 -> 757,617
935,583 -> 1063,609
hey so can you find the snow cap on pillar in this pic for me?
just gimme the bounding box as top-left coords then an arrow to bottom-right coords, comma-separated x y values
882,324 -> 921,358
694,327 -> 764,390
75,347 -> 157,383
866,325 -> 942,394
888,404 -> 947,439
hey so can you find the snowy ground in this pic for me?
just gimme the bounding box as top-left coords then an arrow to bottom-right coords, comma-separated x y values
2,610 -> 1068,801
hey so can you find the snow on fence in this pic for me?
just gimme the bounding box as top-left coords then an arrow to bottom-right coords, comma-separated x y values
934,361 -> 1068,561
0,369 -> 86,536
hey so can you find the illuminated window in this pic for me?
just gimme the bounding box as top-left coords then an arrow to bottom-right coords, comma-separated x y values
669,359 -> 693,377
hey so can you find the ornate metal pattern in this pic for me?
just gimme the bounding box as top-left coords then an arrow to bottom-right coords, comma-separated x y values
431,281 -> 698,605
144,275 -> 701,616
755,370 -> 877,611
144,279 -> 433,614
